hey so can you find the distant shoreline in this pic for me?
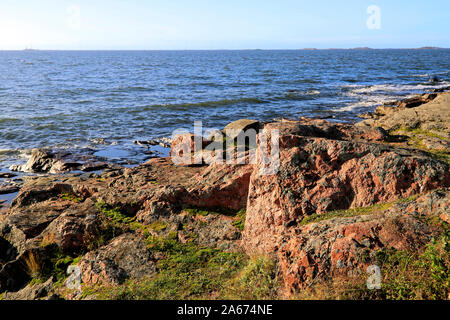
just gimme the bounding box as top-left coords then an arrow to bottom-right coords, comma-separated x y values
0,47 -> 449,52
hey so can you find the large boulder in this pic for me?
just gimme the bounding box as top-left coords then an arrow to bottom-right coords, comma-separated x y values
40,199 -> 101,254
78,233 -> 158,286
243,120 -> 449,254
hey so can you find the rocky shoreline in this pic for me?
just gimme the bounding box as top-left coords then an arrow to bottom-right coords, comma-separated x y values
0,91 -> 449,300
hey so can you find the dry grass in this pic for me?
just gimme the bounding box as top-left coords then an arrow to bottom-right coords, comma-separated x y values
23,251 -> 41,279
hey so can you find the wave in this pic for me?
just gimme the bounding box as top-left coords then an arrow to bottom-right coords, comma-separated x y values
337,99 -> 398,112
341,82 -> 450,97
338,80 -> 450,112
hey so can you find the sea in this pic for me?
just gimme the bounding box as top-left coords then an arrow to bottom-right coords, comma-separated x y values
1,49 -> 449,170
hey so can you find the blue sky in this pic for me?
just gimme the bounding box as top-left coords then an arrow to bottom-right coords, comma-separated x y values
0,0 -> 449,49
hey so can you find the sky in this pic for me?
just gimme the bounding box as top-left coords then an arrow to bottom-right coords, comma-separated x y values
0,0 -> 449,50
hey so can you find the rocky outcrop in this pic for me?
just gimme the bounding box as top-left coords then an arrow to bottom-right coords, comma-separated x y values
0,93 -> 449,299
243,119 -> 449,254
357,92 -> 450,132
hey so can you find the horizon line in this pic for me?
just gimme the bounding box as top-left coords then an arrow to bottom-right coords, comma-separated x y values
1,47 -> 449,52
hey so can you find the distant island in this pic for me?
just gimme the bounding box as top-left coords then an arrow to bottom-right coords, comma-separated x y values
417,46 -> 442,50
298,46 -> 446,50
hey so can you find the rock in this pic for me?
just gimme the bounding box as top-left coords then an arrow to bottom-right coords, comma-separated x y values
357,112 -> 374,119
432,86 -> 450,93
0,185 -> 19,195
186,163 -> 253,211
278,188 -> 448,293
40,199 -> 100,254
178,214 -> 242,251
0,109 -> 448,299
429,76 -> 440,83
374,105 -> 395,117
135,160 -> 252,225
10,149 -> 57,173
357,92 -> 450,131
243,121 -> 449,254
0,250 -> 33,292
79,233 -> 158,286
1,276 -> 54,300
8,148 -> 117,174
418,135 -> 450,151
10,182 -> 73,209
8,148 -> 81,174
134,140 -> 159,147
0,173 -> 17,179
0,236 -> 19,264
170,133 -> 212,162
80,162 -> 109,172
269,118 -> 387,142
224,119 -> 261,140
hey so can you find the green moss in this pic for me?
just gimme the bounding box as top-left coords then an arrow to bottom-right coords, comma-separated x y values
393,127 -> 449,142
389,127 -> 450,164
232,209 -> 246,231
148,221 -> 168,231
184,206 -> 243,217
95,202 -> 135,224
87,234 -> 248,300
60,192 -> 83,203
184,208 -> 217,217
83,202 -> 134,250
295,224 -> 449,300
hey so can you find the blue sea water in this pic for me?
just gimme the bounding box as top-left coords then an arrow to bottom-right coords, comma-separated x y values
0,49 -> 449,168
